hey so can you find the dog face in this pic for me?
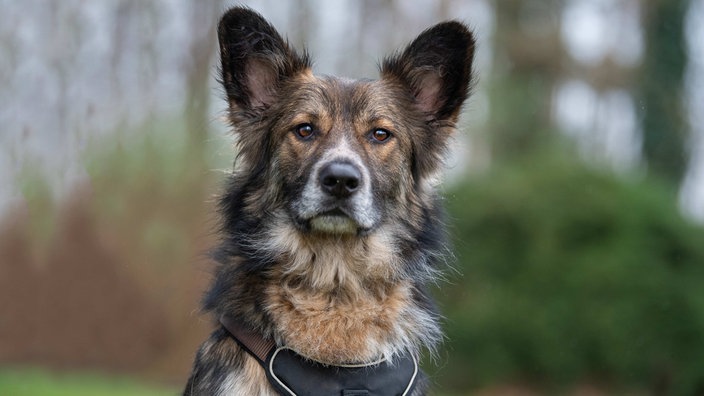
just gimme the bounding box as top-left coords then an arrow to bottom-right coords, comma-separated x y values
268,77 -> 402,235
218,8 -> 475,238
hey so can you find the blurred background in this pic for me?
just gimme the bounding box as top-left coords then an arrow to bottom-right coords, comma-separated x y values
1,0 -> 703,395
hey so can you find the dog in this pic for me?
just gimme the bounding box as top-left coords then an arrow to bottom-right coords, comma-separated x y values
184,6 -> 475,396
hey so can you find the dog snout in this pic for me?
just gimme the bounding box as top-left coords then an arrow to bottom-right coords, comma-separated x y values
319,162 -> 362,199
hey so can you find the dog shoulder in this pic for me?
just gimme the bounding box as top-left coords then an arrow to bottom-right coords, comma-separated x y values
184,328 -> 276,396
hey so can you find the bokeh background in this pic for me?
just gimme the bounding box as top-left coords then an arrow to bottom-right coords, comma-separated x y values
2,0 -> 704,395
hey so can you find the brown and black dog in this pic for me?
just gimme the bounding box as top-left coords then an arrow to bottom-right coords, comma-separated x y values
184,6 -> 475,396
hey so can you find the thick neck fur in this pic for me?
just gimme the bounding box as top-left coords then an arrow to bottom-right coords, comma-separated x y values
207,176 -> 445,365
263,216 -> 404,295
264,218 -> 429,363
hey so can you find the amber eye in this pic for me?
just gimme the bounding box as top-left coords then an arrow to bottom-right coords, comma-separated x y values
371,128 -> 392,142
294,123 -> 315,139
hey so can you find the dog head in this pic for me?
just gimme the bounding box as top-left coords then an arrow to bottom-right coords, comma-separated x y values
218,7 -> 475,238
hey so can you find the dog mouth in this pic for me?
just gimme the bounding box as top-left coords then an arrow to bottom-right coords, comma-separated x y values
308,208 -> 358,235
295,207 -> 370,235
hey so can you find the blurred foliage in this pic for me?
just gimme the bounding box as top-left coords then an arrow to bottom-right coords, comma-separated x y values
432,153 -> 704,394
16,169 -> 56,247
0,368 -> 175,396
81,116 -> 232,267
0,118 -> 225,383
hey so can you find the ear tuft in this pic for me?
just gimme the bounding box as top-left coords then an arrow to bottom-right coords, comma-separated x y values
381,21 -> 476,122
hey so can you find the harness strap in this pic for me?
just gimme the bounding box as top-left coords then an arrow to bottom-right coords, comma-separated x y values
220,314 -> 276,366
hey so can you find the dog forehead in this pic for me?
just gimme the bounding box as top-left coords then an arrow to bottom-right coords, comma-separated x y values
287,75 -> 408,120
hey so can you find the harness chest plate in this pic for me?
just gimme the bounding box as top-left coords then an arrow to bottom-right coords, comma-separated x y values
265,347 -> 419,396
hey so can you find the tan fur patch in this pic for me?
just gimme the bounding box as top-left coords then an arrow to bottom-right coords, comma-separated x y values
265,277 -> 413,364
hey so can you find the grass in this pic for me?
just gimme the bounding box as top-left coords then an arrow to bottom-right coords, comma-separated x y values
0,368 -> 177,396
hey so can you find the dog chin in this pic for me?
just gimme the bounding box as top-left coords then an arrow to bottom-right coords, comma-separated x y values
309,215 -> 359,235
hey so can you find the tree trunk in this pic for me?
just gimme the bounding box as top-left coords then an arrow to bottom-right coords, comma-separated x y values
639,0 -> 688,185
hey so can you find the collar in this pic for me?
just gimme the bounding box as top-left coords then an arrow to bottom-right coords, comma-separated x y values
220,315 -> 420,396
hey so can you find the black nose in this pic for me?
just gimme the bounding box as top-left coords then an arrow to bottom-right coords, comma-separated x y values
319,162 -> 362,198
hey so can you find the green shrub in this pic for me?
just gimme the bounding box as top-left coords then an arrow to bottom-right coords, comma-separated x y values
434,158 -> 704,394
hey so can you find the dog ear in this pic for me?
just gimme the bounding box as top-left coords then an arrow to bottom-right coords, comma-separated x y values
381,21 -> 476,122
218,7 -> 311,113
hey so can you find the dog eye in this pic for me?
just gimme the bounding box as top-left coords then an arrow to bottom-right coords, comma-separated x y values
370,128 -> 392,143
294,123 -> 315,139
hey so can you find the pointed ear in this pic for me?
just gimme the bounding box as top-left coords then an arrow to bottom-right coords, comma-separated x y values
218,7 -> 311,113
381,21 -> 476,122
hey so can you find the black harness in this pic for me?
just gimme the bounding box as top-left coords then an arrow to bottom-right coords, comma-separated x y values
220,315 -> 419,396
